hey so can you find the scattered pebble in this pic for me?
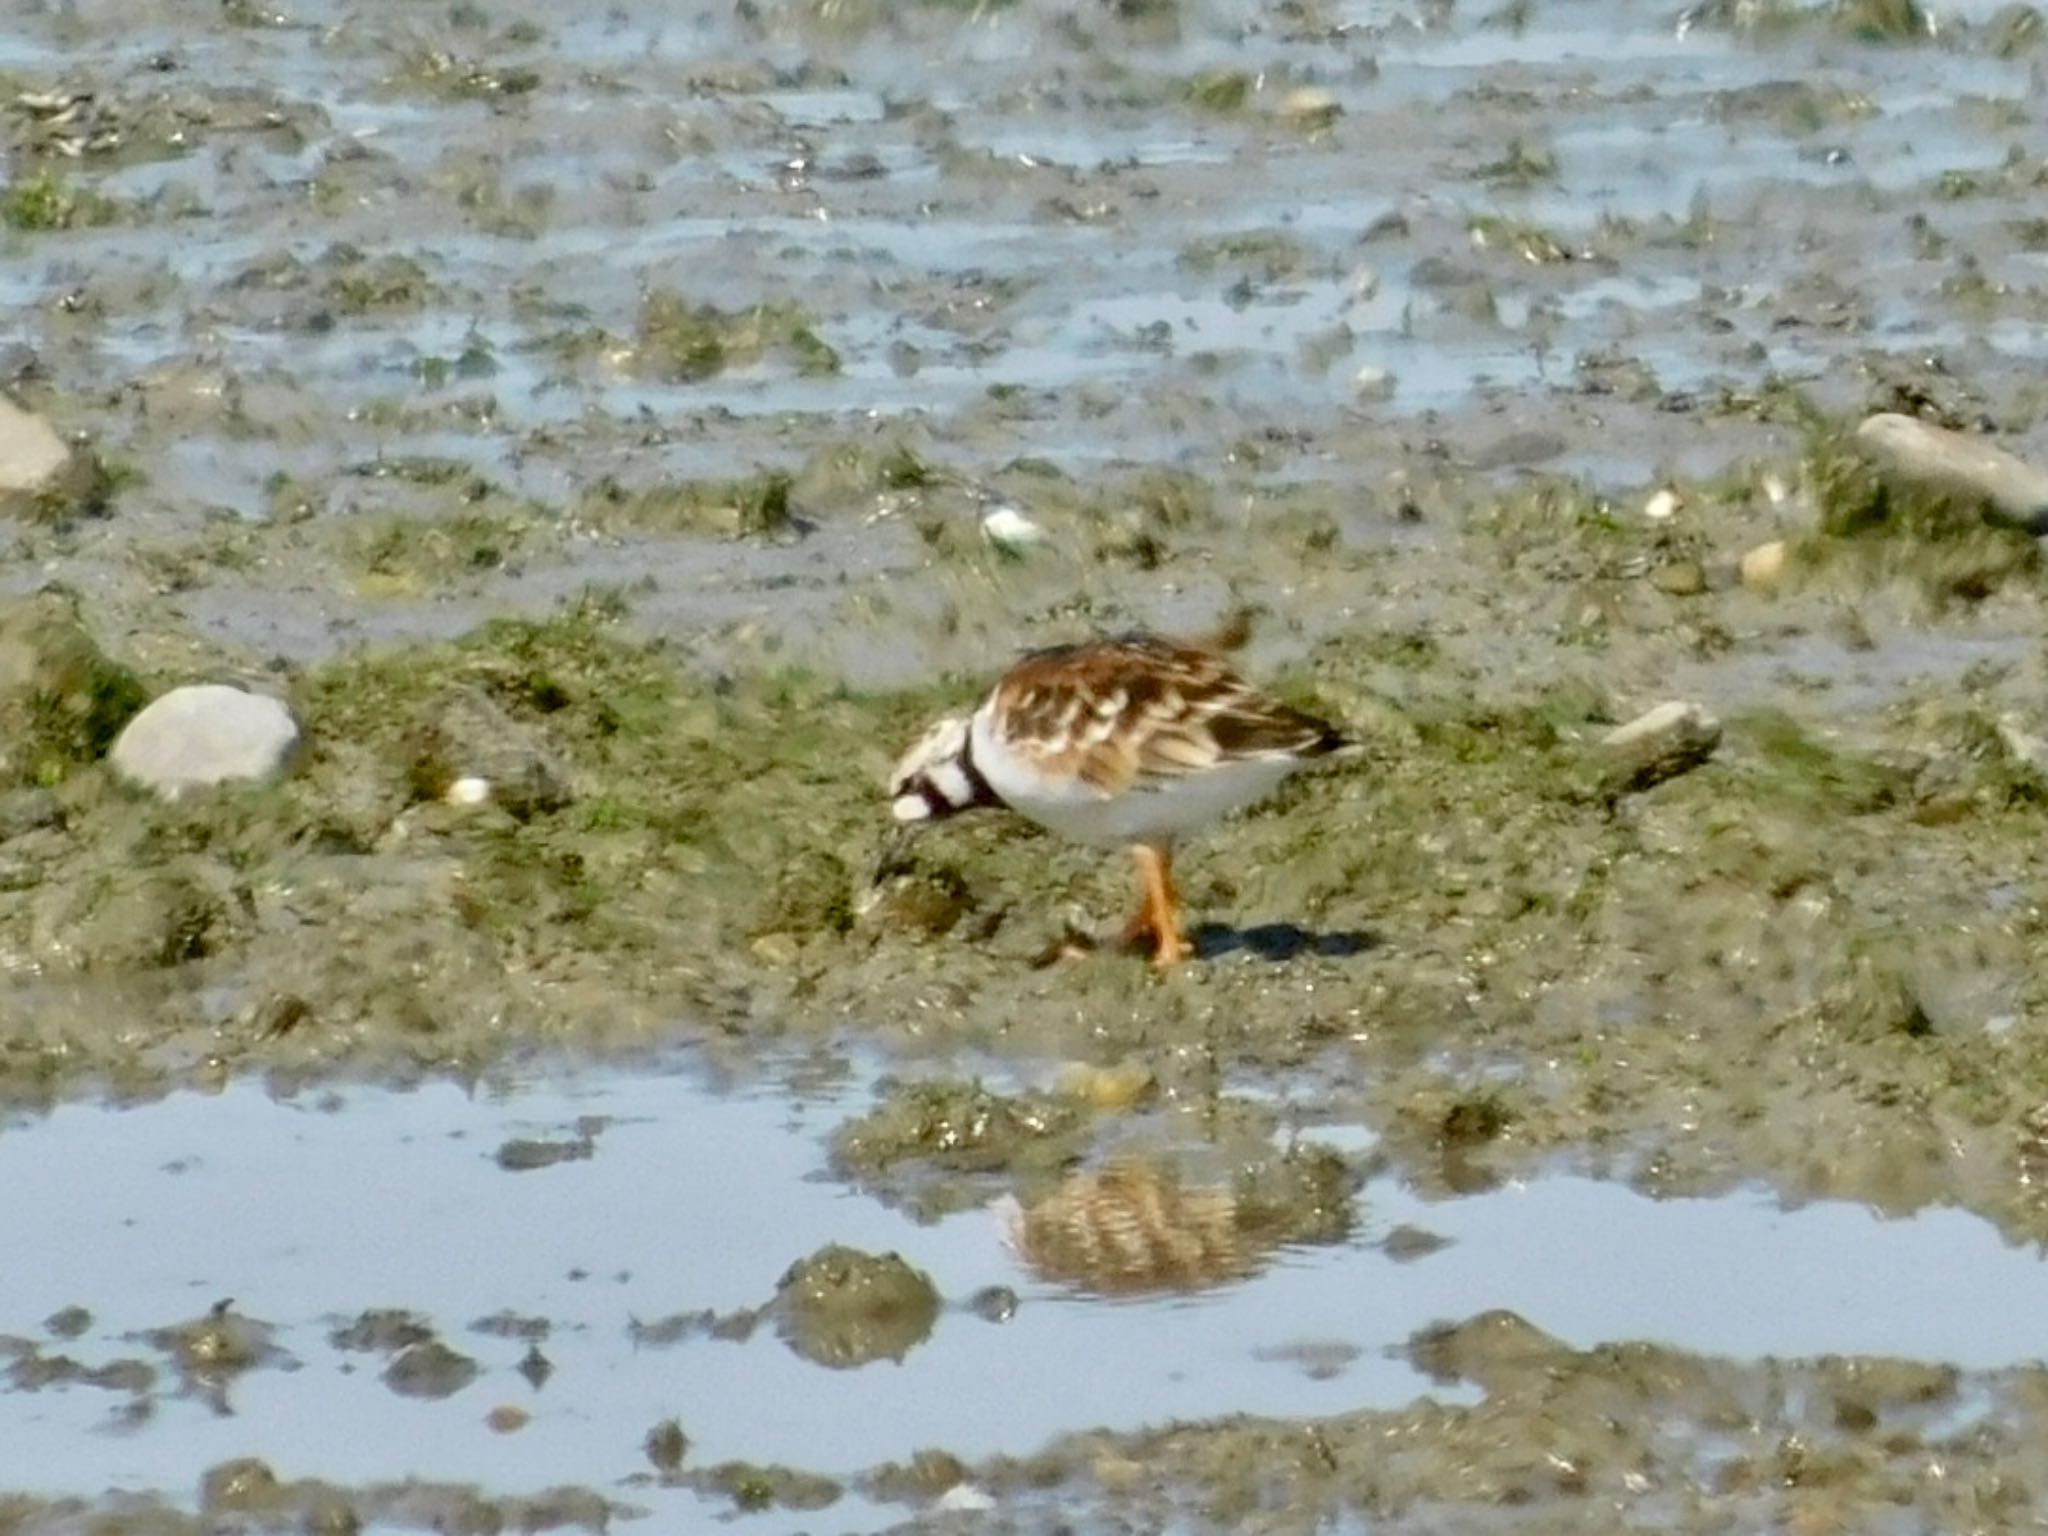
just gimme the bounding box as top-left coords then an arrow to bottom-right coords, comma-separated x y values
382,1339 -> 479,1399
1351,364 -> 1395,400
1740,538 -> 1789,591
1761,471 -> 1792,506
109,684 -> 301,799
980,502 -> 1048,554
485,1405 -> 530,1433
967,1284 -> 1018,1323
1277,86 -> 1341,128
444,775 -> 491,806
494,1132 -> 596,1172
1642,487 -> 1681,522
935,1485 -> 997,1514
646,1418 -> 689,1475
1380,1225 -> 1453,1263
43,1305 -> 92,1339
1854,413 -> 2048,532
1599,701 -> 1721,794
1649,559 -> 1706,597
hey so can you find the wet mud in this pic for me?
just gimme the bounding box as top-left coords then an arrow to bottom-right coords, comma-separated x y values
7,0 -> 2048,1527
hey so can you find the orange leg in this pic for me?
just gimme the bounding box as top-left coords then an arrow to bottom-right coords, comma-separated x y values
1124,843 -> 1192,969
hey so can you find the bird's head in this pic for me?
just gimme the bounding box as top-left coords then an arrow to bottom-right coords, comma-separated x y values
886,714 -> 989,826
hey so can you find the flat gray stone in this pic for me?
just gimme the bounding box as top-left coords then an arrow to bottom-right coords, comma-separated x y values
1855,413 -> 2048,532
110,684 -> 301,799
0,395 -> 72,517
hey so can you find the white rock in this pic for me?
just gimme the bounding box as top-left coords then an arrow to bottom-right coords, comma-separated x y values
1351,364 -> 1395,400
934,1485 -> 997,1514
1602,700 -> 1718,751
1277,87 -> 1341,125
445,775 -> 492,806
109,684 -> 301,799
1739,539 -> 1788,591
1642,487 -> 1681,522
980,503 -> 1048,552
1761,472 -> 1791,507
1854,412 -> 2048,532
0,395 -> 73,517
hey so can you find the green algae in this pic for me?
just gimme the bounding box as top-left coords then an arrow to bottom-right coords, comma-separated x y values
633,293 -> 841,382
583,469 -> 795,538
694,1460 -> 841,1513
579,435 -> 939,540
1465,214 -> 1576,265
1178,230 -> 1317,280
1476,137 -> 1559,186
346,510 -> 546,591
321,251 -> 438,314
1,169 -> 122,232
0,589 -> 149,790
1183,71 -> 1252,114
1832,0 -> 1930,41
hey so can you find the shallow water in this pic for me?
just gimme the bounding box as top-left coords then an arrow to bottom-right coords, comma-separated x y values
8,1055 -> 2048,1523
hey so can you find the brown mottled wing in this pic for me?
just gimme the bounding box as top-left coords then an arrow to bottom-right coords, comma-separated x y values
989,634 -> 1342,796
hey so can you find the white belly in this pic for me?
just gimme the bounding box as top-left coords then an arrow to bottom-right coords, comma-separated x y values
970,706 -> 1300,846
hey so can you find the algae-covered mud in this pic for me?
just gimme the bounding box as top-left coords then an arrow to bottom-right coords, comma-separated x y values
9,0 -> 2048,1526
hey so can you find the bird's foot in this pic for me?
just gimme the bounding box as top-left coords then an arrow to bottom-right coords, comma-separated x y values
1116,910 -> 1192,969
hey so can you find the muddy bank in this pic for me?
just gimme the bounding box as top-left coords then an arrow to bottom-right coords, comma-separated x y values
962,1322 -> 2048,1535
7,411 -> 2048,1250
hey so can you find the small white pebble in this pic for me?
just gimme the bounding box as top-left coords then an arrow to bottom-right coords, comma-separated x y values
935,1485 -> 997,1513
1352,364 -> 1394,399
1761,472 -> 1790,506
1642,487 -> 1681,522
981,504 -> 1048,551
1739,539 -> 1788,591
1277,86 -> 1340,123
445,776 -> 492,806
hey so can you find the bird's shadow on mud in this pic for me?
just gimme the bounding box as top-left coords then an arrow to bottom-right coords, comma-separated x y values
1190,921 -> 1376,963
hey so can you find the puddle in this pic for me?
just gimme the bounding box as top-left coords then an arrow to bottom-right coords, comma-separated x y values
8,1056 -> 2048,1523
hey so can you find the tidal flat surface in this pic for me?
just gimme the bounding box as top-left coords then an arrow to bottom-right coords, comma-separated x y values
8,0 -> 2048,1528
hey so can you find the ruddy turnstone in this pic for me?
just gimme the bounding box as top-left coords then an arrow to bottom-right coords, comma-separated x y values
887,625 -> 1350,968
